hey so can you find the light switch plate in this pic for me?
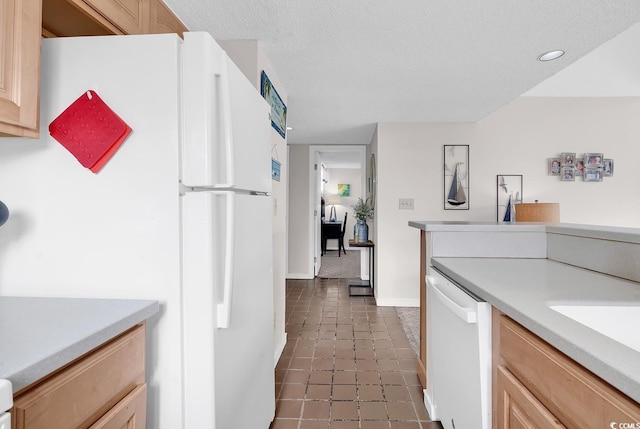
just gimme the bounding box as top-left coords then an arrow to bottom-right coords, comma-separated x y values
399,198 -> 414,210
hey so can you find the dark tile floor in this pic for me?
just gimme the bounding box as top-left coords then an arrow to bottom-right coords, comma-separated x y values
271,278 -> 442,429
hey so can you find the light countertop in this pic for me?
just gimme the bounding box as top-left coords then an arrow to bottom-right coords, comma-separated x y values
409,221 -> 640,244
0,296 -> 159,393
431,257 -> 640,403
408,220 -> 548,232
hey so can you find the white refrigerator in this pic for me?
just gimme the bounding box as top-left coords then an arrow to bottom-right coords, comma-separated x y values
0,33 -> 275,429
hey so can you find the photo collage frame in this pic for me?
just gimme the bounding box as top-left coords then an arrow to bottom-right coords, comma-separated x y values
548,152 -> 614,182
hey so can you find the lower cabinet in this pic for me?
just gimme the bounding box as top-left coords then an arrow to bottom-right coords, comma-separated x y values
12,324 -> 146,429
496,365 -> 564,428
89,384 -> 146,429
494,310 -> 640,428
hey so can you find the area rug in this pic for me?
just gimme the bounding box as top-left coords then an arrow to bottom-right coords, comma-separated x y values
317,250 -> 360,278
396,307 -> 420,356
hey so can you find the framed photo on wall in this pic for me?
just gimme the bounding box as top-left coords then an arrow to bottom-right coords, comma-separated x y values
584,168 -> 603,182
584,153 -> 603,168
260,71 -> 287,139
443,145 -> 469,210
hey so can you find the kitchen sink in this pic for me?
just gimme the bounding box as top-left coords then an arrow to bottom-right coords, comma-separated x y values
548,303 -> 640,353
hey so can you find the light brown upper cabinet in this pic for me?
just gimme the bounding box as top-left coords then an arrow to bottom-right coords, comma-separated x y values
42,0 -> 186,37
0,0 -> 42,137
149,0 -> 187,37
42,0 -> 149,36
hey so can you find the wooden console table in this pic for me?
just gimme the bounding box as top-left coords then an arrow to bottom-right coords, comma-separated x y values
348,240 -> 375,296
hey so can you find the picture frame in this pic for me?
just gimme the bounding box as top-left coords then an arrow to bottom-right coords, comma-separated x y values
443,145 -> 469,210
338,183 -> 350,197
271,158 -> 281,181
548,158 -> 561,176
584,168 -> 603,182
603,159 -> 614,177
260,71 -> 287,139
496,175 -> 523,222
561,167 -> 575,181
574,159 -> 585,176
584,153 -> 604,168
561,152 -> 576,166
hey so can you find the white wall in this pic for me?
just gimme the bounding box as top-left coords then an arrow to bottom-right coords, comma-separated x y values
219,39 -> 289,363
375,96 -> 640,307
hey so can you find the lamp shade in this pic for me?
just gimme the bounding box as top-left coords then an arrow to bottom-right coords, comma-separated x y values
0,200 -> 8,227
325,195 -> 341,206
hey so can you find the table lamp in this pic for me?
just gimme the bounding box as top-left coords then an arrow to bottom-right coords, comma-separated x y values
325,195 -> 341,222
0,200 -> 8,227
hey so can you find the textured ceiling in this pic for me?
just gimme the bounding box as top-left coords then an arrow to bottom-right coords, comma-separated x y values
164,1 -> 640,145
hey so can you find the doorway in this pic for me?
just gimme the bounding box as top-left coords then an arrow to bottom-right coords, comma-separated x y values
308,146 -> 367,278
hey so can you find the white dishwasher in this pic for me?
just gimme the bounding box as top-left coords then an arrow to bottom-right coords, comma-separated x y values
427,270 -> 491,429
0,379 -> 12,429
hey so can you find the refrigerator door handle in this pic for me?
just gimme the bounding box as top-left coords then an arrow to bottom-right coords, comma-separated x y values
219,54 -> 235,188
217,192 -> 235,328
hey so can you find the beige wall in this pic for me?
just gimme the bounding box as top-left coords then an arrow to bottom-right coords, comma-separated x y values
220,40 -> 289,363
375,96 -> 640,306
287,144 -> 311,277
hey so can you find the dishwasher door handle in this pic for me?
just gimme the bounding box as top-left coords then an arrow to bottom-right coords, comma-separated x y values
427,275 -> 477,324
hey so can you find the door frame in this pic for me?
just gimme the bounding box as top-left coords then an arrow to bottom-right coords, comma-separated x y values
308,145 -> 367,277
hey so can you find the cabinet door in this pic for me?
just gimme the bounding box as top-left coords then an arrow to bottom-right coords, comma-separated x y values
82,0 -> 149,34
496,365 -> 565,429
89,384 -> 147,429
499,314 -> 640,426
0,0 -> 41,137
149,0 -> 187,36
12,325 -> 145,429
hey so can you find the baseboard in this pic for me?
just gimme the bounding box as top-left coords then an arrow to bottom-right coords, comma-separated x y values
375,298 -> 420,307
274,332 -> 287,368
286,272 -> 314,279
423,388 -> 437,420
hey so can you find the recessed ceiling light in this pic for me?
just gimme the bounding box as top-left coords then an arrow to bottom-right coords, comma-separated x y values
286,126 -> 294,131
538,50 -> 565,62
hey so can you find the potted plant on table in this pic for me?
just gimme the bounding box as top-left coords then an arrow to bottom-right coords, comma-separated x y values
352,197 -> 374,243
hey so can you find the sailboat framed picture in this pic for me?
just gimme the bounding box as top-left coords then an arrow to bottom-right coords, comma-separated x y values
443,144 -> 469,210
496,175 -> 523,222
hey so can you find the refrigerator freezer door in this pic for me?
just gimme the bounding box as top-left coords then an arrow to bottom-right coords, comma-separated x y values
182,32 -> 272,192
181,190 -> 275,428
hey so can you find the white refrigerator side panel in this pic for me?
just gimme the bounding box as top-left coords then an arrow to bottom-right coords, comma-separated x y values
182,32 -> 272,192
227,58 -> 272,192
0,35 -> 184,429
182,191 -> 274,428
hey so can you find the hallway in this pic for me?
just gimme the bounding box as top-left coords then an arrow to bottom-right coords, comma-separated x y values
271,278 -> 442,429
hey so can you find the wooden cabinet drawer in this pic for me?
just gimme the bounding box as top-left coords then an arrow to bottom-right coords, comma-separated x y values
89,384 -> 147,429
496,365 -> 565,428
499,314 -> 640,427
12,324 -> 145,429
